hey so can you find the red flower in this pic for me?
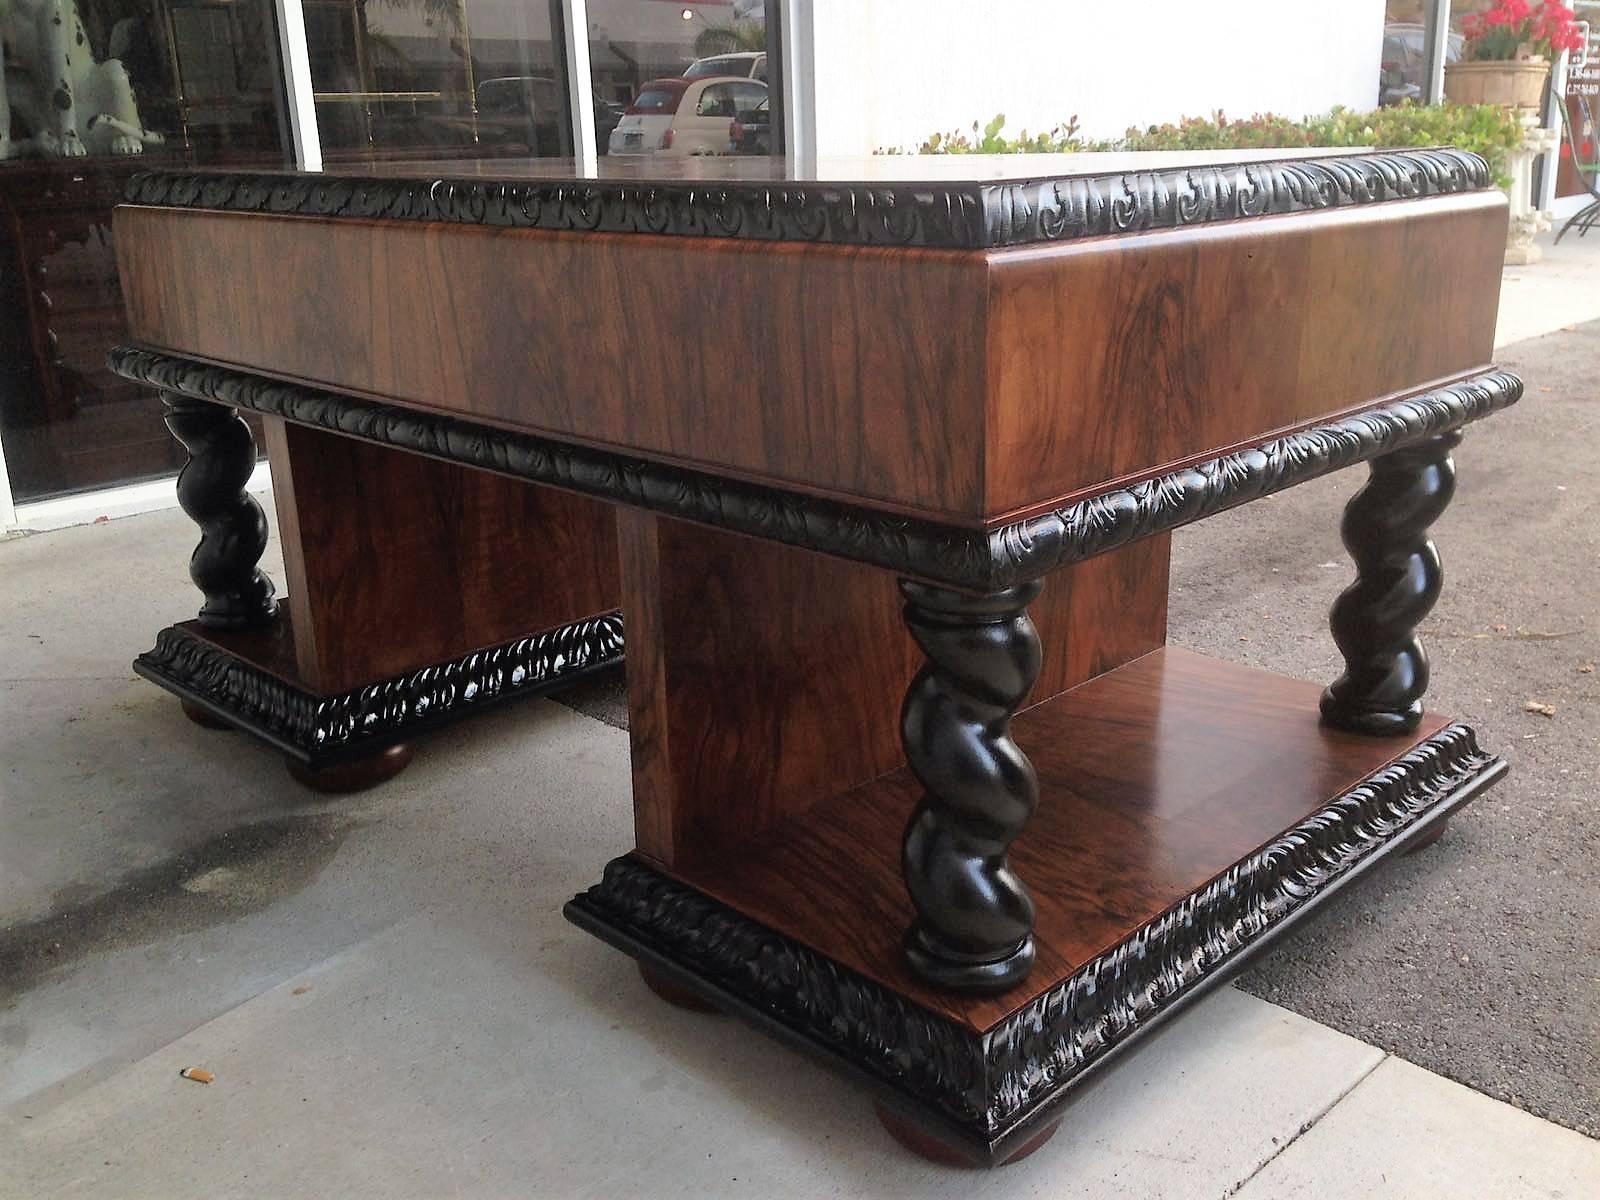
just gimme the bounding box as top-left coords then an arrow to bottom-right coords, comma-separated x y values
1460,0 -> 1585,59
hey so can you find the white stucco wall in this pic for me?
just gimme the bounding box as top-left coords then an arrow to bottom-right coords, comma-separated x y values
811,0 -> 1388,156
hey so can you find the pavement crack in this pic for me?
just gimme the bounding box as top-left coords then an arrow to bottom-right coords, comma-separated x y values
1219,1053 -> 1387,1197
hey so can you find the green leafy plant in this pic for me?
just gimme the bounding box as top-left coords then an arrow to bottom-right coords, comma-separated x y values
1122,106 -> 1526,186
919,113 -> 1101,155
913,105 -> 1525,187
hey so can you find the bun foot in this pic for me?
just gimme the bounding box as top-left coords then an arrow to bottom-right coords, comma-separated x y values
637,963 -> 721,1014
286,744 -> 413,794
1404,819 -> 1449,855
874,1102 -> 1060,1168
179,699 -> 233,731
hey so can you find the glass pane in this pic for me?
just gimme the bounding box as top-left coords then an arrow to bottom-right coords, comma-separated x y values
591,0 -> 777,158
1379,1 -> 1434,105
308,0 -> 568,163
0,0 -> 290,502
1559,6 -> 1599,196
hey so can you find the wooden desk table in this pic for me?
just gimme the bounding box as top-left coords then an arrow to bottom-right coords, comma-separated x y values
111,148 -> 1520,1165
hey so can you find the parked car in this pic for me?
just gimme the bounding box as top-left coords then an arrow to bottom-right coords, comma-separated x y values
729,95 -> 771,155
684,51 -> 767,82
608,76 -> 767,157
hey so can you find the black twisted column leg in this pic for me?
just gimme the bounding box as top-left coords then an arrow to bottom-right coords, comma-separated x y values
898,579 -> 1042,993
162,392 -> 277,630
1321,432 -> 1460,736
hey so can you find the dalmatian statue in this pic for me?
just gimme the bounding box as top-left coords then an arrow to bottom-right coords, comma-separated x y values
0,0 -> 163,158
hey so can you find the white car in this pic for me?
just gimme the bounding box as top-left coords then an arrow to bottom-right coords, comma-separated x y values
607,76 -> 767,157
684,51 -> 767,82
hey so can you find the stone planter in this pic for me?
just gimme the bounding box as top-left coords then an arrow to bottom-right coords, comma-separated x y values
1444,59 -> 1551,108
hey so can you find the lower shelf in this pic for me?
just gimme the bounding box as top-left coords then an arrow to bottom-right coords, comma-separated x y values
565,648 -> 1505,1164
134,607 -> 625,767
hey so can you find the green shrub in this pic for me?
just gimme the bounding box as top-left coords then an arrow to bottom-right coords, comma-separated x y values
918,113 -> 1101,155
915,105 -> 1527,187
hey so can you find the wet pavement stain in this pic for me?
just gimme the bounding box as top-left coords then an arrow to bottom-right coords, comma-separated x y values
0,812 -> 359,1006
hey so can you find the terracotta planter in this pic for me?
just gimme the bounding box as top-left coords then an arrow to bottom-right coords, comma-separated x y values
1443,59 -> 1551,108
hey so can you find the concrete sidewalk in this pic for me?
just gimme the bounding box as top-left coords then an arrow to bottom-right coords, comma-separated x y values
1496,230 -> 1600,349
6,907 -> 1598,1199
3,502 -> 1598,1197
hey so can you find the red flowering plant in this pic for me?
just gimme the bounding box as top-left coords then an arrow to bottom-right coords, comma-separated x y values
1460,0 -> 1585,61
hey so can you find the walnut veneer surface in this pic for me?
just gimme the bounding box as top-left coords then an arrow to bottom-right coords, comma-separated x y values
115,149 -> 1506,524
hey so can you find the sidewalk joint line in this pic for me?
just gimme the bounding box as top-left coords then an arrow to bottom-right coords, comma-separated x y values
1220,1050 -> 1389,1198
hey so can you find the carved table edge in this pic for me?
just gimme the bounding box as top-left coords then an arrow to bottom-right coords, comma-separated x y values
120,148 -> 1491,250
108,346 -> 1522,592
563,723 -> 1504,1164
134,611 -> 624,766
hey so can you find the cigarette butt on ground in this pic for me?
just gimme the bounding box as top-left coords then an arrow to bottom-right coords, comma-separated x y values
179,1067 -> 214,1085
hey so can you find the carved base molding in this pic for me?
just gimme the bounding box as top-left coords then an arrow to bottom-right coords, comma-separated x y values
136,612 -> 625,767
565,724 -> 1504,1165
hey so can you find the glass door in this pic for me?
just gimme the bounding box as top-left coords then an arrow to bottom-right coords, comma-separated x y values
0,0 -> 293,504
1559,2 -> 1599,197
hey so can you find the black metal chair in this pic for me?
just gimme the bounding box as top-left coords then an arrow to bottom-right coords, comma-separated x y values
1555,88 -> 1600,242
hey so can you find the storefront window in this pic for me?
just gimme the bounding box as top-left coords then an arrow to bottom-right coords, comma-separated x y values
590,0 -> 777,158
1378,1 -> 1466,106
0,0 -> 787,506
1559,4 -> 1599,196
0,0 -> 290,502
307,0 -> 569,162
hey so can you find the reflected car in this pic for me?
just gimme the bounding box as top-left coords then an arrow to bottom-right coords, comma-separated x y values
474,76 -> 565,154
1381,24 -> 1464,106
475,76 -> 627,155
729,95 -> 770,155
608,76 -> 767,157
684,51 -> 767,82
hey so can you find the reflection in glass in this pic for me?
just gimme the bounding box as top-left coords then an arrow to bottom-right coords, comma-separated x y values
0,0 -> 291,501
1379,1 -> 1465,106
589,0 -> 775,158
307,0 -> 568,162
1558,3 -> 1598,198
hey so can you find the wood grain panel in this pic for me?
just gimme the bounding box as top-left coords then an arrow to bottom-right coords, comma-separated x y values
118,190 -> 1502,524
117,207 -> 989,520
671,647 -> 1452,1032
266,418 -> 619,693
623,513 -> 1168,869
983,192 -> 1507,516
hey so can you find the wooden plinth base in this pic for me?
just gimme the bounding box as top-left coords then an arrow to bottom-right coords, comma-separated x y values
875,1103 -> 1060,1168
286,743 -> 415,793
183,690 -> 415,791
1403,819 -> 1450,854
180,699 -> 233,731
137,607 -> 625,773
638,963 -> 722,1014
565,649 -> 1506,1166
